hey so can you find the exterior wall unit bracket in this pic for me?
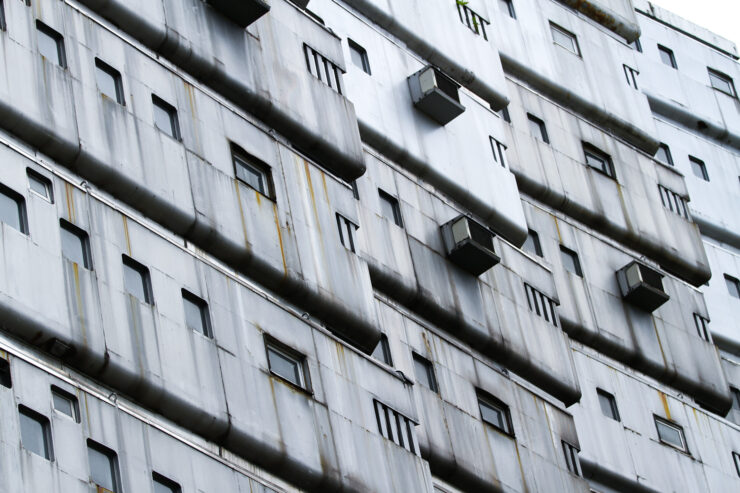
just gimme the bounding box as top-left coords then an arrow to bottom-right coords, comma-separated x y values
206,0 -> 270,28
616,261 -> 669,312
408,66 -> 465,125
442,215 -> 500,276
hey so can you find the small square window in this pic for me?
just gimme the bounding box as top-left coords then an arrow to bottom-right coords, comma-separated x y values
122,255 -> 153,304
550,23 -> 580,56
478,391 -> 513,435
693,313 -> 710,341
583,144 -> 615,178
371,334 -> 393,366
498,0 -> 516,18
95,58 -> 124,104
527,113 -> 549,143
348,39 -> 371,75
87,440 -> 121,493
60,220 -> 92,270
182,290 -> 212,338
689,156 -> 709,181
655,416 -> 687,452
708,68 -> 736,98
266,338 -> 310,391
655,143 -> 673,166
596,389 -> 620,421
658,45 -> 677,69
560,245 -> 583,277
562,441 -> 582,476
336,213 -> 359,253
232,145 -> 273,199
523,229 -> 543,257
153,472 -> 181,493
36,21 -> 66,68
152,95 -> 181,141
412,353 -> 438,393
379,189 -> 403,228
489,137 -> 508,168
733,451 -> 740,478
51,386 -> 80,422
19,406 -> 53,460
27,168 -> 54,202
0,183 -> 28,234
0,358 -> 10,388
725,275 -> 740,299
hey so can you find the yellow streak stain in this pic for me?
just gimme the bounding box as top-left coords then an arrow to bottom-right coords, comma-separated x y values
73,263 -> 87,345
553,215 -> 562,243
273,202 -> 288,276
514,442 -> 530,492
304,160 -> 321,234
234,181 -> 250,248
183,82 -> 201,149
65,183 -> 76,222
122,216 -> 131,255
659,391 -> 671,420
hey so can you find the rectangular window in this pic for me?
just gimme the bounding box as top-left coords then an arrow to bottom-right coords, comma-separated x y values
0,0 -> 6,31
152,95 -> 181,141
478,390 -> 513,435
523,229 -> 543,257
336,213 -> 358,253
456,1 -> 490,40
596,389 -> 620,421
550,22 -> 580,56
87,440 -> 120,493
689,156 -> 709,181
708,68 -> 736,98
731,387 -> 740,410
733,452 -> 740,478
303,44 -> 344,94
95,58 -> 124,105
655,143 -> 673,166
562,441 -> 582,476
658,45 -> 677,69
725,274 -> 740,299
658,185 -> 690,220
232,145 -> 273,199
527,113 -> 549,143
266,338 -> 310,391
412,353 -> 438,393
27,168 -> 54,202
351,181 -> 360,200
693,313 -> 710,341
182,290 -> 212,338
498,0 -> 516,18
0,183 -> 28,234
379,189 -> 403,228
122,255 -> 153,304
348,39 -> 371,75
373,400 -> 419,455
60,220 -> 93,269
500,106 -> 511,123
371,334 -> 393,366
655,416 -> 688,452
623,64 -> 639,89
630,38 -> 643,53
489,137 -> 508,168
36,21 -> 66,68
19,406 -> 53,460
51,386 -> 80,422
524,283 -> 558,327
583,144 -> 615,178
153,472 -> 181,493
0,358 -> 10,388
560,245 -> 583,277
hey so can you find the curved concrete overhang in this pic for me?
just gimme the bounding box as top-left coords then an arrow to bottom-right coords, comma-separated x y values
580,457 -> 662,493
693,215 -> 740,251
558,0 -> 641,42
500,52 -> 661,156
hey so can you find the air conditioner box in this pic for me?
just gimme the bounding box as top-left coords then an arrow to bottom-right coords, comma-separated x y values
408,66 -> 465,125
441,215 -> 500,276
616,260 -> 669,312
206,0 -> 270,28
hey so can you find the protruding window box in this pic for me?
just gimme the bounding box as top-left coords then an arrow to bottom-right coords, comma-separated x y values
616,261 -> 669,312
205,0 -> 270,28
408,66 -> 465,125
441,215 -> 500,276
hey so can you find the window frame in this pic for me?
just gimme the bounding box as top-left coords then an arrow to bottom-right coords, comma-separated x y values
336,212 -> 359,253
733,451 -> 740,478
51,385 -> 80,422
623,64 -> 639,89
654,416 -> 688,453
550,22 -> 581,56
0,0 -> 6,32
412,352 -> 439,393
489,136 -> 508,168
181,289 -> 213,338
121,254 -> 154,305
378,189 -> 403,228
0,358 -> 10,388
498,0 -> 516,19
0,182 -> 29,235
583,143 -> 615,179
689,156 -> 709,181
265,337 -> 311,392
231,144 -> 274,200
371,334 -> 393,366
60,219 -> 93,270
560,245 -> 583,277
153,472 -> 182,493
527,113 -> 550,143
708,68 -> 736,98
477,389 -> 514,436
18,405 -> 54,461
725,274 -> 740,299
562,440 -> 582,476
27,168 -> 54,203
36,20 -> 66,68
656,143 -> 673,166
596,388 -> 620,422
348,38 -> 371,75
87,439 -> 121,493
523,229 -> 543,257
95,58 -> 125,105
152,94 -> 181,141
658,45 -> 677,69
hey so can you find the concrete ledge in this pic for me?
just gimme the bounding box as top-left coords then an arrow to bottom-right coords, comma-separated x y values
580,456 -> 662,493
557,0 -> 641,42
205,0 -> 271,28
693,215 -> 740,251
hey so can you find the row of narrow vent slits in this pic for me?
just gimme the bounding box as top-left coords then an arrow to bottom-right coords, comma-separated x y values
524,283 -> 559,327
374,400 -> 420,456
658,185 -> 690,220
303,44 -> 344,95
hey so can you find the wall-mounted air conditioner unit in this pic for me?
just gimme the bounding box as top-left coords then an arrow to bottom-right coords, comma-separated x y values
408,66 -> 465,125
206,0 -> 270,28
616,260 -> 669,312
441,215 -> 500,276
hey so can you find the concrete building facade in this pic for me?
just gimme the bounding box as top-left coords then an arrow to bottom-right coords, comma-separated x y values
0,0 -> 737,492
